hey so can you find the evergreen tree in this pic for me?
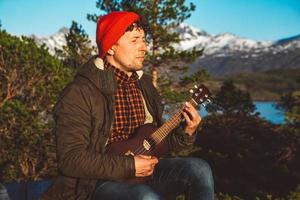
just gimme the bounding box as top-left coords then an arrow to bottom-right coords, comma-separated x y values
56,21 -> 95,68
277,76 -> 300,128
179,68 -> 210,86
195,113 -> 299,199
0,30 -> 75,181
87,0 -> 202,88
278,90 -> 300,128
207,80 -> 256,115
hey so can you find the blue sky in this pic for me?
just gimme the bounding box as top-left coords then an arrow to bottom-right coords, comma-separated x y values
0,0 -> 299,41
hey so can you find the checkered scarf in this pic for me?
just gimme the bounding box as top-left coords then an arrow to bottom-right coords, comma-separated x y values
105,61 -> 146,144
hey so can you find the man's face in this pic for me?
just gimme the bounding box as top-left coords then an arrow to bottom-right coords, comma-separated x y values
110,28 -> 147,73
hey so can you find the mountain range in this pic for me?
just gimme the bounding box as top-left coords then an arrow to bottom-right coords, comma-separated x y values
31,24 -> 300,76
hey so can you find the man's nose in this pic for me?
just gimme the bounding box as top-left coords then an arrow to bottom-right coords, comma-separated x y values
140,40 -> 148,52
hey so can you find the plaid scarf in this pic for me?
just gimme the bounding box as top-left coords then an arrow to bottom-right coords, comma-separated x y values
105,61 -> 146,144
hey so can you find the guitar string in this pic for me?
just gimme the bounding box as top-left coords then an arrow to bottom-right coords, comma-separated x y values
133,103 -> 187,155
131,99 -> 201,155
134,103 -> 203,155
131,104 -> 188,155
131,110 -> 182,155
130,95 -> 204,155
130,107 -> 180,155
131,100 -> 202,155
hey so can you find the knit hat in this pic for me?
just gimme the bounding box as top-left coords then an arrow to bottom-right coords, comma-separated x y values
96,11 -> 140,58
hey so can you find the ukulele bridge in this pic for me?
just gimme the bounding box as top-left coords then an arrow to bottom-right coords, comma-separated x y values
143,139 -> 152,151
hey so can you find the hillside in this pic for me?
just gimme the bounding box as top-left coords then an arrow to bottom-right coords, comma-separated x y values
174,24 -> 300,76
204,68 -> 300,101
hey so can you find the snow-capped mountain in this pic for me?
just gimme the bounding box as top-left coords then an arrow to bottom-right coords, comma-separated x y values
175,24 -> 300,75
175,24 -> 272,55
31,27 -> 70,55
176,23 -> 299,57
31,24 -> 300,76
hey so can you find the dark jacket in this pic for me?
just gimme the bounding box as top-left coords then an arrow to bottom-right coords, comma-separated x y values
41,57 -> 196,200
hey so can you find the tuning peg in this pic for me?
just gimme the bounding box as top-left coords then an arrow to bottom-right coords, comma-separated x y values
194,85 -> 198,89
189,89 -> 194,93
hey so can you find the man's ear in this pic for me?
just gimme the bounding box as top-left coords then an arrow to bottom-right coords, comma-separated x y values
107,48 -> 114,56
107,45 -> 117,56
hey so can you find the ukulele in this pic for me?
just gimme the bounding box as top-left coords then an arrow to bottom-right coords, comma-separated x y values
106,84 -> 211,183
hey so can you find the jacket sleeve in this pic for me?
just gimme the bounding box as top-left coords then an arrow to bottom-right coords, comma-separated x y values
54,83 -> 135,180
168,125 -> 198,153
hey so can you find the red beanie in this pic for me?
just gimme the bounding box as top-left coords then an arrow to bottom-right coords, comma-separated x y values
96,11 -> 140,58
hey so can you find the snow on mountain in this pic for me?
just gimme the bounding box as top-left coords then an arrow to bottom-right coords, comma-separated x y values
32,27 -> 97,56
175,23 -> 276,57
31,23 -> 299,59
173,24 -> 300,75
273,34 -> 300,50
30,23 -> 300,76
31,27 -> 69,55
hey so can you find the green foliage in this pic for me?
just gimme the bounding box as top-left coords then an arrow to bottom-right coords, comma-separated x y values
207,80 -> 256,115
56,21 -> 95,68
0,30 -> 75,181
193,114 -> 300,199
215,193 -> 243,200
188,79 -> 300,199
285,185 -> 300,200
180,68 -> 211,86
160,88 -> 186,104
277,90 -> 300,128
0,100 -> 53,181
220,68 -> 300,101
156,65 -> 211,104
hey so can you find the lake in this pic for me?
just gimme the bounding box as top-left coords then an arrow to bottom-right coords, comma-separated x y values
199,101 -> 285,124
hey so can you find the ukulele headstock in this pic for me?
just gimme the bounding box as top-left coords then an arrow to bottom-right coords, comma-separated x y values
190,85 -> 212,105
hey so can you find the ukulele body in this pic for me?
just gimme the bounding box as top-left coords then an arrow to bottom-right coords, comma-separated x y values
105,123 -> 170,184
106,123 -> 170,158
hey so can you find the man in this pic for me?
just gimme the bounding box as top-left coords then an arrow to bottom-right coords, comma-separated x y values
42,11 -> 214,200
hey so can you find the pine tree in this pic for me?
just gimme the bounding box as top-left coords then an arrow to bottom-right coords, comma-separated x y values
278,91 -> 300,128
87,0 -> 202,88
56,21 -> 95,68
207,80 -> 256,115
179,68 -> 210,86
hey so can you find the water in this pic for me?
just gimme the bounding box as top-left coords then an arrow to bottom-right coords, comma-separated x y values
199,101 -> 285,124
254,101 -> 285,124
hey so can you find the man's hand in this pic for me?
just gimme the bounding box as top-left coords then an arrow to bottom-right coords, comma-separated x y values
134,155 -> 158,177
182,102 -> 202,136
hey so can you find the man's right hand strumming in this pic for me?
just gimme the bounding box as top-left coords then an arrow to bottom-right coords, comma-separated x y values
134,155 -> 158,177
